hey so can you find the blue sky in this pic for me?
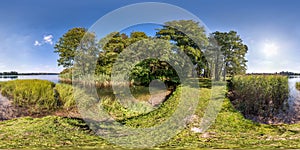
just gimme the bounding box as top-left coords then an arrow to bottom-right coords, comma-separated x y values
0,0 -> 300,73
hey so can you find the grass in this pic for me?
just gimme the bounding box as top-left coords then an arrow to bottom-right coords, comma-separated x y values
0,80 -> 94,114
0,79 -> 58,114
59,73 -> 130,88
229,75 -> 289,119
2,79 -> 300,149
296,82 -> 300,91
0,116 -> 117,149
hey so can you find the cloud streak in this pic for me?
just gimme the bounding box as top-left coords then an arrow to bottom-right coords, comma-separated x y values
34,40 -> 42,46
43,35 -> 53,45
34,34 -> 54,46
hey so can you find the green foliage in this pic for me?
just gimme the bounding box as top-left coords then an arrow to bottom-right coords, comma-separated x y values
0,80 -> 95,112
100,97 -> 153,121
230,75 -> 289,119
212,31 -> 248,77
0,116 -> 115,149
296,82 -> 300,91
54,84 -> 75,109
0,80 -> 58,113
156,20 -> 209,76
58,68 -> 73,81
56,21 -> 248,86
3,81 -> 300,149
73,31 -> 99,76
96,31 -> 149,75
54,83 -> 100,110
54,27 -> 87,68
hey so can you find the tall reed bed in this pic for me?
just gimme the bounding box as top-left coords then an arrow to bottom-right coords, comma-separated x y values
296,82 -> 300,91
229,75 -> 289,119
0,80 -> 95,114
0,79 -> 58,113
59,73 -> 132,88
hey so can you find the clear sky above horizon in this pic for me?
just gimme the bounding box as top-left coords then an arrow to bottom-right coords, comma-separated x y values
0,0 -> 299,73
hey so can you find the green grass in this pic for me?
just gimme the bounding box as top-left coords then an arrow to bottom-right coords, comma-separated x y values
0,80 -> 94,114
2,79 -> 300,149
0,116 -> 117,149
0,79 -> 58,114
296,82 -> 300,91
230,75 -> 289,119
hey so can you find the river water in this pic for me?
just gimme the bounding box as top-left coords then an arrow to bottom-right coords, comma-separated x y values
0,75 -> 59,83
288,78 -> 300,110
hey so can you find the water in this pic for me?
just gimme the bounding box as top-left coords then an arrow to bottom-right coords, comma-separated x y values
0,75 -> 59,83
288,77 -> 300,108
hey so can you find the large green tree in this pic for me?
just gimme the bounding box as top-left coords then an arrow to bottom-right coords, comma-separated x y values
96,31 -> 149,75
74,31 -> 99,76
54,27 -> 87,68
97,31 -> 180,86
156,20 -> 209,77
212,31 -> 248,78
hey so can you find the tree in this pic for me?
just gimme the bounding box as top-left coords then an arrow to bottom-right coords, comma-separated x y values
205,35 -> 224,81
74,31 -> 99,76
96,31 -> 149,75
156,20 -> 209,77
54,27 -> 87,68
97,31 -> 181,86
212,31 -> 248,78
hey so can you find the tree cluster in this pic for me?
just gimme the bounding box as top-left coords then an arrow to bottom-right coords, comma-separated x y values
54,20 -> 248,86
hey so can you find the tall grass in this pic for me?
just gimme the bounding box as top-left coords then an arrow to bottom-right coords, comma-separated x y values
229,75 -> 289,119
59,73 -> 132,87
0,79 -> 58,113
54,84 -> 75,110
0,80 -> 97,114
54,83 -> 99,110
296,82 -> 300,91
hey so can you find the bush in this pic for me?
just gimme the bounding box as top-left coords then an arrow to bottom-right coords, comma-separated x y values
229,75 -> 289,119
0,79 -> 58,113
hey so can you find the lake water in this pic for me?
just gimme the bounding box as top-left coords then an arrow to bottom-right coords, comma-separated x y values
0,75 -> 59,83
288,77 -> 300,108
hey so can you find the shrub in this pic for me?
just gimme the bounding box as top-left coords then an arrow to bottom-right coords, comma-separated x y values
230,75 -> 289,119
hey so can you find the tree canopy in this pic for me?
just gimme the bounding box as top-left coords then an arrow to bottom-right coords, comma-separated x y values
55,21 -> 249,85
156,20 -> 209,77
212,31 -> 248,78
54,27 -> 87,68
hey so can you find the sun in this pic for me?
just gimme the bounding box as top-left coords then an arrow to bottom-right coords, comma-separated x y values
262,42 -> 279,57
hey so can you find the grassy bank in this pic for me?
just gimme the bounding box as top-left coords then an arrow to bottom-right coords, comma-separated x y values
0,80 -> 87,115
0,80 -> 58,114
2,79 -> 300,149
229,75 -> 289,121
2,85 -> 300,149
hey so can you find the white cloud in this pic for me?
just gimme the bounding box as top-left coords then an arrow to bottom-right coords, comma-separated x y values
34,40 -> 42,46
34,34 -> 54,46
43,34 -> 53,45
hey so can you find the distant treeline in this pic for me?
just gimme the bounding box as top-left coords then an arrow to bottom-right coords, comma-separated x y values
0,71 -> 59,75
247,71 -> 300,76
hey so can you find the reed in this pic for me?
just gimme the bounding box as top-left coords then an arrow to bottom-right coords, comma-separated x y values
59,73 -> 132,88
229,75 -> 289,119
0,79 -> 58,113
296,82 -> 300,91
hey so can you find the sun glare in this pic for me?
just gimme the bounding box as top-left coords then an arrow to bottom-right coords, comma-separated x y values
262,42 -> 279,57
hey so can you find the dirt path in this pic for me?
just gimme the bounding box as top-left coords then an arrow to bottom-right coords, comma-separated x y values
148,90 -> 172,106
0,94 -> 20,121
